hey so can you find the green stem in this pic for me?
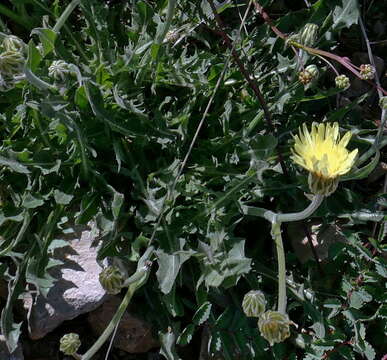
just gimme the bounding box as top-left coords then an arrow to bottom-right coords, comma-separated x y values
53,0 -> 80,33
261,194 -> 324,223
80,283 -> 135,360
272,222 -> 286,314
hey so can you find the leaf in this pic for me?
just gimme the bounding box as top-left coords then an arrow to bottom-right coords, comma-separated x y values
0,155 -> 30,174
341,151 -> 380,181
23,194 -> 44,209
192,301 -> 212,325
156,239 -> 194,294
1,256 -> 28,352
53,190 -> 73,205
31,28 -> 57,56
332,0 -> 359,30
177,324 -> 195,346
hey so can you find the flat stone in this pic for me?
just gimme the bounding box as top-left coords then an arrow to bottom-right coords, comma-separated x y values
88,296 -> 159,353
0,334 -> 24,360
24,224 -> 108,339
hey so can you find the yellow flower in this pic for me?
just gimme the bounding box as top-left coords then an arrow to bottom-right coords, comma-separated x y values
291,122 -> 358,195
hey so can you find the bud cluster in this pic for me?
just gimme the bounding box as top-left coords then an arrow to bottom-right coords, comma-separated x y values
335,74 -> 350,89
299,23 -> 319,47
298,65 -> 319,85
359,64 -> 375,80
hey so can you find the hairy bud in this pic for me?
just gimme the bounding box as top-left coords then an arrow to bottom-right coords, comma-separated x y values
0,50 -> 24,77
48,60 -> 72,81
258,311 -> 291,346
59,333 -> 81,355
305,64 -> 319,79
2,35 -> 25,52
242,290 -> 266,317
299,23 -> 319,47
99,266 -> 124,295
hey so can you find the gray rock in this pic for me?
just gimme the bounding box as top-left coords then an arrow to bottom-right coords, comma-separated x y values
88,296 -> 159,353
24,224 -> 108,339
0,335 -> 24,360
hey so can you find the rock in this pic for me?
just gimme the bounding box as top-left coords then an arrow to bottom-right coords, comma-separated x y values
88,296 -> 159,353
24,224 -> 108,339
0,334 -> 24,360
288,222 -> 347,264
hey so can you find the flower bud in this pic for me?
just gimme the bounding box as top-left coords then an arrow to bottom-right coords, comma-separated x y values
299,23 -> 319,47
48,60 -> 71,81
359,64 -> 375,80
59,333 -> 81,355
0,50 -> 24,77
258,311 -> 291,346
308,172 -> 338,196
2,35 -> 25,52
335,74 -> 350,89
242,290 -> 266,317
298,70 -> 313,85
379,96 -> 387,110
99,265 -> 124,295
305,64 -> 319,79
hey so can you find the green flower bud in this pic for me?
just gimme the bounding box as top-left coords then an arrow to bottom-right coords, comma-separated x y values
2,35 -> 25,52
299,23 -> 319,47
298,70 -> 313,85
0,50 -> 24,77
99,265 -> 124,295
379,96 -> 387,110
359,64 -> 375,80
242,290 -> 266,317
335,74 -> 350,89
308,172 -> 338,196
305,64 -> 319,79
48,60 -> 71,81
59,333 -> 81,355
258,311 -> 291,346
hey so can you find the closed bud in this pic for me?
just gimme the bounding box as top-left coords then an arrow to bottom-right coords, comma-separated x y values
242,290 -> 266,317
59,333 -> 81,355
305,64 -> 319,79
48,60 -> 71,81
0,50 -> 24,77
359,64 -> 375,80
99,266 -> 124,295
335,74 -> 350,89
299,23 -> 319,47
2,35 -> 25,52
379,96 -> 387,110
258,311 -> 291,346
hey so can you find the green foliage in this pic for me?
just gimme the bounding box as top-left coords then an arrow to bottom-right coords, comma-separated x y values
0,0 -> 386,359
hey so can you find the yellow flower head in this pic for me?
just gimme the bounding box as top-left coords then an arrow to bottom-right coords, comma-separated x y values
291,122 -> 358,195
